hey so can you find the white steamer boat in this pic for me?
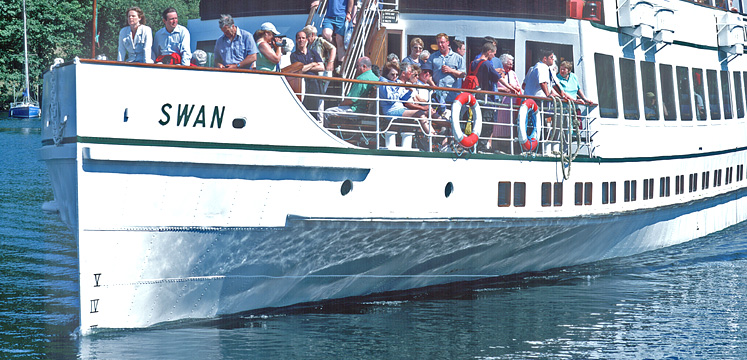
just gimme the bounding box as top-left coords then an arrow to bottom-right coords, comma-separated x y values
41,0 -> 747,335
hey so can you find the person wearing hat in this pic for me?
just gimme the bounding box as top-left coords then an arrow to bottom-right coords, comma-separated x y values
254,22 -> 284,71
214,14 -> 258,69
153,7 -> 192,65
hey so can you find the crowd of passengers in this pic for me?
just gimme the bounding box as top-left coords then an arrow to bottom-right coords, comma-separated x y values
117,2 -> 595,152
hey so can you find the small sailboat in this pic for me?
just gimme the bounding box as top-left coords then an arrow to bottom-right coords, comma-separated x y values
9,0 -> 39,118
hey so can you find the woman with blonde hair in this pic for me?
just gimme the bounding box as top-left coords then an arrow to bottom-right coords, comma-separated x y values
402,37 -> 424,65
117,7 -> 153,63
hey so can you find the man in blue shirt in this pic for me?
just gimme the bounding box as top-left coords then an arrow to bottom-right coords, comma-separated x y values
153,7 -> 191,65
213,14 -> 258,69
428,33 -> 465,111
291,30 -> 324,116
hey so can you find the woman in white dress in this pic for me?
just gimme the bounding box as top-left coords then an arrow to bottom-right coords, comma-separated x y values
117,7 -> 153,63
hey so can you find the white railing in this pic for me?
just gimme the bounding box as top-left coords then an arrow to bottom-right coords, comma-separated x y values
290,74 -> 595,160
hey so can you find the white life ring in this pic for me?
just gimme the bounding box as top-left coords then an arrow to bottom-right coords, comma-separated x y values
450,92 -> 482,148
517,99 -> 541,151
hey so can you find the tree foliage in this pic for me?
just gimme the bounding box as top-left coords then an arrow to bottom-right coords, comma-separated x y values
0,0 -> 200,110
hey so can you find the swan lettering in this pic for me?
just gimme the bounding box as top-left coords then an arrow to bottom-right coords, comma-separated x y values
159,104 -> 225,128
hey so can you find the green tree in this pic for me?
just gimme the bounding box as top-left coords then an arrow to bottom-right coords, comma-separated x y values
0,0 -> 89,110
0,0 -> 200,110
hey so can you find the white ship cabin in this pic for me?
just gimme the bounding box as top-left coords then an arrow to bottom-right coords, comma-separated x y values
186,0 -> 747,157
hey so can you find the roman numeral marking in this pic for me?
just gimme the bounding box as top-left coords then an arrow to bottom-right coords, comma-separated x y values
94,273 -> 101,287
90,299 -> 99,313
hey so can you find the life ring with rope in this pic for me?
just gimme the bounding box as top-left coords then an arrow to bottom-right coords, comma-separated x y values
517,99 -> 541,151
450,92 -> 482,148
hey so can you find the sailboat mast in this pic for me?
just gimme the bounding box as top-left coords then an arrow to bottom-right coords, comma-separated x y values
22,0 -> 30,102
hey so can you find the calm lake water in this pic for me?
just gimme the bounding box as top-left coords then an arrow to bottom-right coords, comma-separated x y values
2,115 -> 746,359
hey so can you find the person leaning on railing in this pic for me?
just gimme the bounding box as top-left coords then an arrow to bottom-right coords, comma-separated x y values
213,14 -> 258,69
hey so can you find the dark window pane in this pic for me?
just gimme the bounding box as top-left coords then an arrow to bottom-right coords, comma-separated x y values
498,182 -> 511,207
554,182 -> 563,206
595,53 -> 618,118
620,58 -> 640,120
610,182 -> 616,204
575,182 -> 583,205
693,68 -> 707,120
660,64 -> 677,120
677,66 -> 693,120
542,182 -> 551,207
514,182 -> 526,207
641,61 -> 659,120
721,71 -> 733,119
707,69 -> 721,120
734,72 -> 744,118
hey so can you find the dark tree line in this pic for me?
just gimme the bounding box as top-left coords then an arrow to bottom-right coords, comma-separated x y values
0,0 -> 199,110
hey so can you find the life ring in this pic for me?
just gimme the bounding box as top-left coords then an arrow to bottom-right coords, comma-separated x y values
450,92 -> 482,148
517,99 -> 541,151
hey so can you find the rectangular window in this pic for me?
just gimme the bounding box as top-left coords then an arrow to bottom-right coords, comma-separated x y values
660,64 -> 677,120
584,182 -> 593,205
693,68 -> 707,120
553,182 -> 563,206
702,171 -> 710,190
726,167 -> 732,185
541,182 -> 551,207
641,61 -> 659,120
514,182 -> 526,207
707,69 -> 721,120
602,182 -> 609,204
738,164 -> 744,182
575,182 -> 583,205
675,175 -> 682,195
498,182 -> 511,206
609,181 -> 616,204
715,169 -> 722,187
677,66 -> 693,121
721,71 -> 733,119
660,177 -> 670,197
643,178 -> 655,200
624,180 -> 637,202
595,53 -> 618,118
620,58 -> 640,120
689,173 -> 698,192
643,179 -> 650,200
734,72 -> 744,118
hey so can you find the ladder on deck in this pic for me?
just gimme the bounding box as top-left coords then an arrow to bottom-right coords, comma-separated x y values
307,0 -> 399,94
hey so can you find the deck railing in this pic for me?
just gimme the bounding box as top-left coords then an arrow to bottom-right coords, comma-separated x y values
288,72 -> 596,160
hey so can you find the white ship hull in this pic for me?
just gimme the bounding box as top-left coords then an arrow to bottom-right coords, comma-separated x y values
40,0 -> 747,334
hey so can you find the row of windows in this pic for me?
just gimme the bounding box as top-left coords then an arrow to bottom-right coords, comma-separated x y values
595,53 -> 747,121
497,165 -> 744,207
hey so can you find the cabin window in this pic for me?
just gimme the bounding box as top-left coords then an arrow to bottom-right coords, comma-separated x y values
692,68 -> 707,120
584,182 -> 592,205
659,64 -> 677,121
554,182 -> 563,206
715,169 -> 722,187
721,71 -> 733,119
620,58 -> 640,120
541,182 -> 551,207
676,66 -> 693,121
738,164 -> 744,181
643,178 -> 653,200
702,171 -> 710,190
602,182 -> 609,204
706,70 -> 721,120
726,167 -> 733,185
641,61 -> 659,120
675,175 -> 685,195
624,180 -> 637,202
498,182 -> 511,207
575,182 -> 583,205
735,72 -> 745,118
514,182 -> 526,207
609,181 -> 616,204
594,53 -> 618,118
743,73 -> 747,118
659,177 -> 670,197
689,173 -> 698,192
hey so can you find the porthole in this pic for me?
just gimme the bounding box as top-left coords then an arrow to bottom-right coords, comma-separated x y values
232,117 -> 246,129
444,182 -> 454,198
341,179 -> 353,196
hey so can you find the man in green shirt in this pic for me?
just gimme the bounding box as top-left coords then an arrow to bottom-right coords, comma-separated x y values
322,56 -> 379,125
